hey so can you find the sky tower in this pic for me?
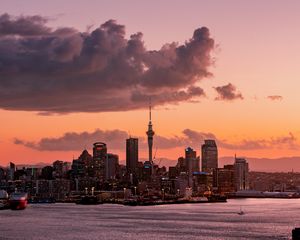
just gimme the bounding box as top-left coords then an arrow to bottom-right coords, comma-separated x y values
146,99 -> 155,164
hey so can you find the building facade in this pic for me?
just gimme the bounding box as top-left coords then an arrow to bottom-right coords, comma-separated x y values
126,138 -> 138,174
92,142 -> 107,180
201,140 -> 218,174
234,157 -> 249,191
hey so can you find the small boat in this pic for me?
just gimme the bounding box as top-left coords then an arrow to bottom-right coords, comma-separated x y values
237,206 -> 245,215
28,197 -> 56,204
9,191 -> 28,210
76,195 -> 101,205
76,187 -> 102,205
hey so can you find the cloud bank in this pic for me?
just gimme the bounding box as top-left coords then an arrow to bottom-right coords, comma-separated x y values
267,95 -> 283,101
214,83 -> 243,101
14,129 -> 299,152
0,13 -> 215,114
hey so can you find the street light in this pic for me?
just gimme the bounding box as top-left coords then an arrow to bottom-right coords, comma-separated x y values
123,188 -> 126,200
134,186 -> 137,196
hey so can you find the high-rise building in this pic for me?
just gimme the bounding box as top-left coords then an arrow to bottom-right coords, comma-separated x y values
72,149 -> 93,177
234,157 -> 249,191
185,147 -> 200,174
201,140 -> 218,173
105,153 -> 119,180
0,167 -> 5,180
93,142 -> 107,158
146,101 -> 155,164
8,162 -> 16,180
126,138 -> 138,174
214,164 -> 235,194
93,142 -> 107,180
53,160 -> 64,178
41,166 -> 54,180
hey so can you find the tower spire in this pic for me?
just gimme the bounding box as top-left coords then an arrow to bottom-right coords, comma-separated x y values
149,97 -> 152,122
146,97 -> 155,167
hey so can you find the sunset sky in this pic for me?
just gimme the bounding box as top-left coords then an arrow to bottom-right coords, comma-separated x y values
1,0 -> 300,168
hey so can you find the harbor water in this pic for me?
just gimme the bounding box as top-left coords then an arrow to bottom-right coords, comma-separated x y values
0,198 -> 298,240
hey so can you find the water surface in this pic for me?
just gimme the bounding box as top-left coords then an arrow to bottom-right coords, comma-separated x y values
0,198 -> 298,240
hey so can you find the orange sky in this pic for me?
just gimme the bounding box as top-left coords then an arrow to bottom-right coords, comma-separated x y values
1,1 -> 300,167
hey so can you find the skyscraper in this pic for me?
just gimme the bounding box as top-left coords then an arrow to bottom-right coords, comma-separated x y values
71,149 -> 93,177
92,142 -> 107,180
185,147 -> 199,187
185,147 -> 200,173
146,101 -> 155,164
234,157 -> 249,191
126,137 -> 138,174
201,140 -> 218,174
8,162 -> 16,181
105,153 -> 119,180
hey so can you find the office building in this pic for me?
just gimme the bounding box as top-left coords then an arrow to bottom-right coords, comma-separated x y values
126,138 -> 138,174
201,140 -> 218,174
234,157 -> 249,191
93,142 -> 107,180
185,147 -> 200,173
105,153 -> 119,180
214,164 -> 235,194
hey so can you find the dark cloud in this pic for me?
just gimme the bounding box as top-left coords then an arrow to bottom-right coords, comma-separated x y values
267,95 -> 283,101
219,132 -> 299,150
14,129 -> 128,151
14,129 -> 299,152
0,14 -> 214,114
0,13 -> 51,36
214,83 -> 243,101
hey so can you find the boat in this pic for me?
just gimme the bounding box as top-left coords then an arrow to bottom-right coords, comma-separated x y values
237,206 -> 245,215
9,192 -> 28,210
76,187 -> 102,205
0,190 -> 9,210
76,195 -> 102,205
28,197 -> 56,204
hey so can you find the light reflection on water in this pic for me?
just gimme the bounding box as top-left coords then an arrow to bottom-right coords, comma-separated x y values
0,198 -> 298,240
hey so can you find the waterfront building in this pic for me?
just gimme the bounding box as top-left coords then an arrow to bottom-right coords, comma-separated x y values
174,174 -> 189,196
214,164 -> 235,194
192,172 -> 213,194
234,157 -> 249,191
201,140 -> 218,174
126,138 -> 138,174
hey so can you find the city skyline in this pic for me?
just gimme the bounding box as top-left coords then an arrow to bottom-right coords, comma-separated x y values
1,1 -> 300,169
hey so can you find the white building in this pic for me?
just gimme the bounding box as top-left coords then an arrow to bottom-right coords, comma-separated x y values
234,157 -> 249,191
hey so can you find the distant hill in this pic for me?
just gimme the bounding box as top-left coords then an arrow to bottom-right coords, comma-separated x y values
10,156 -> 300,172
16,162 -> 50,169
140,156 -> 300,172
219,156 -> 300,172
